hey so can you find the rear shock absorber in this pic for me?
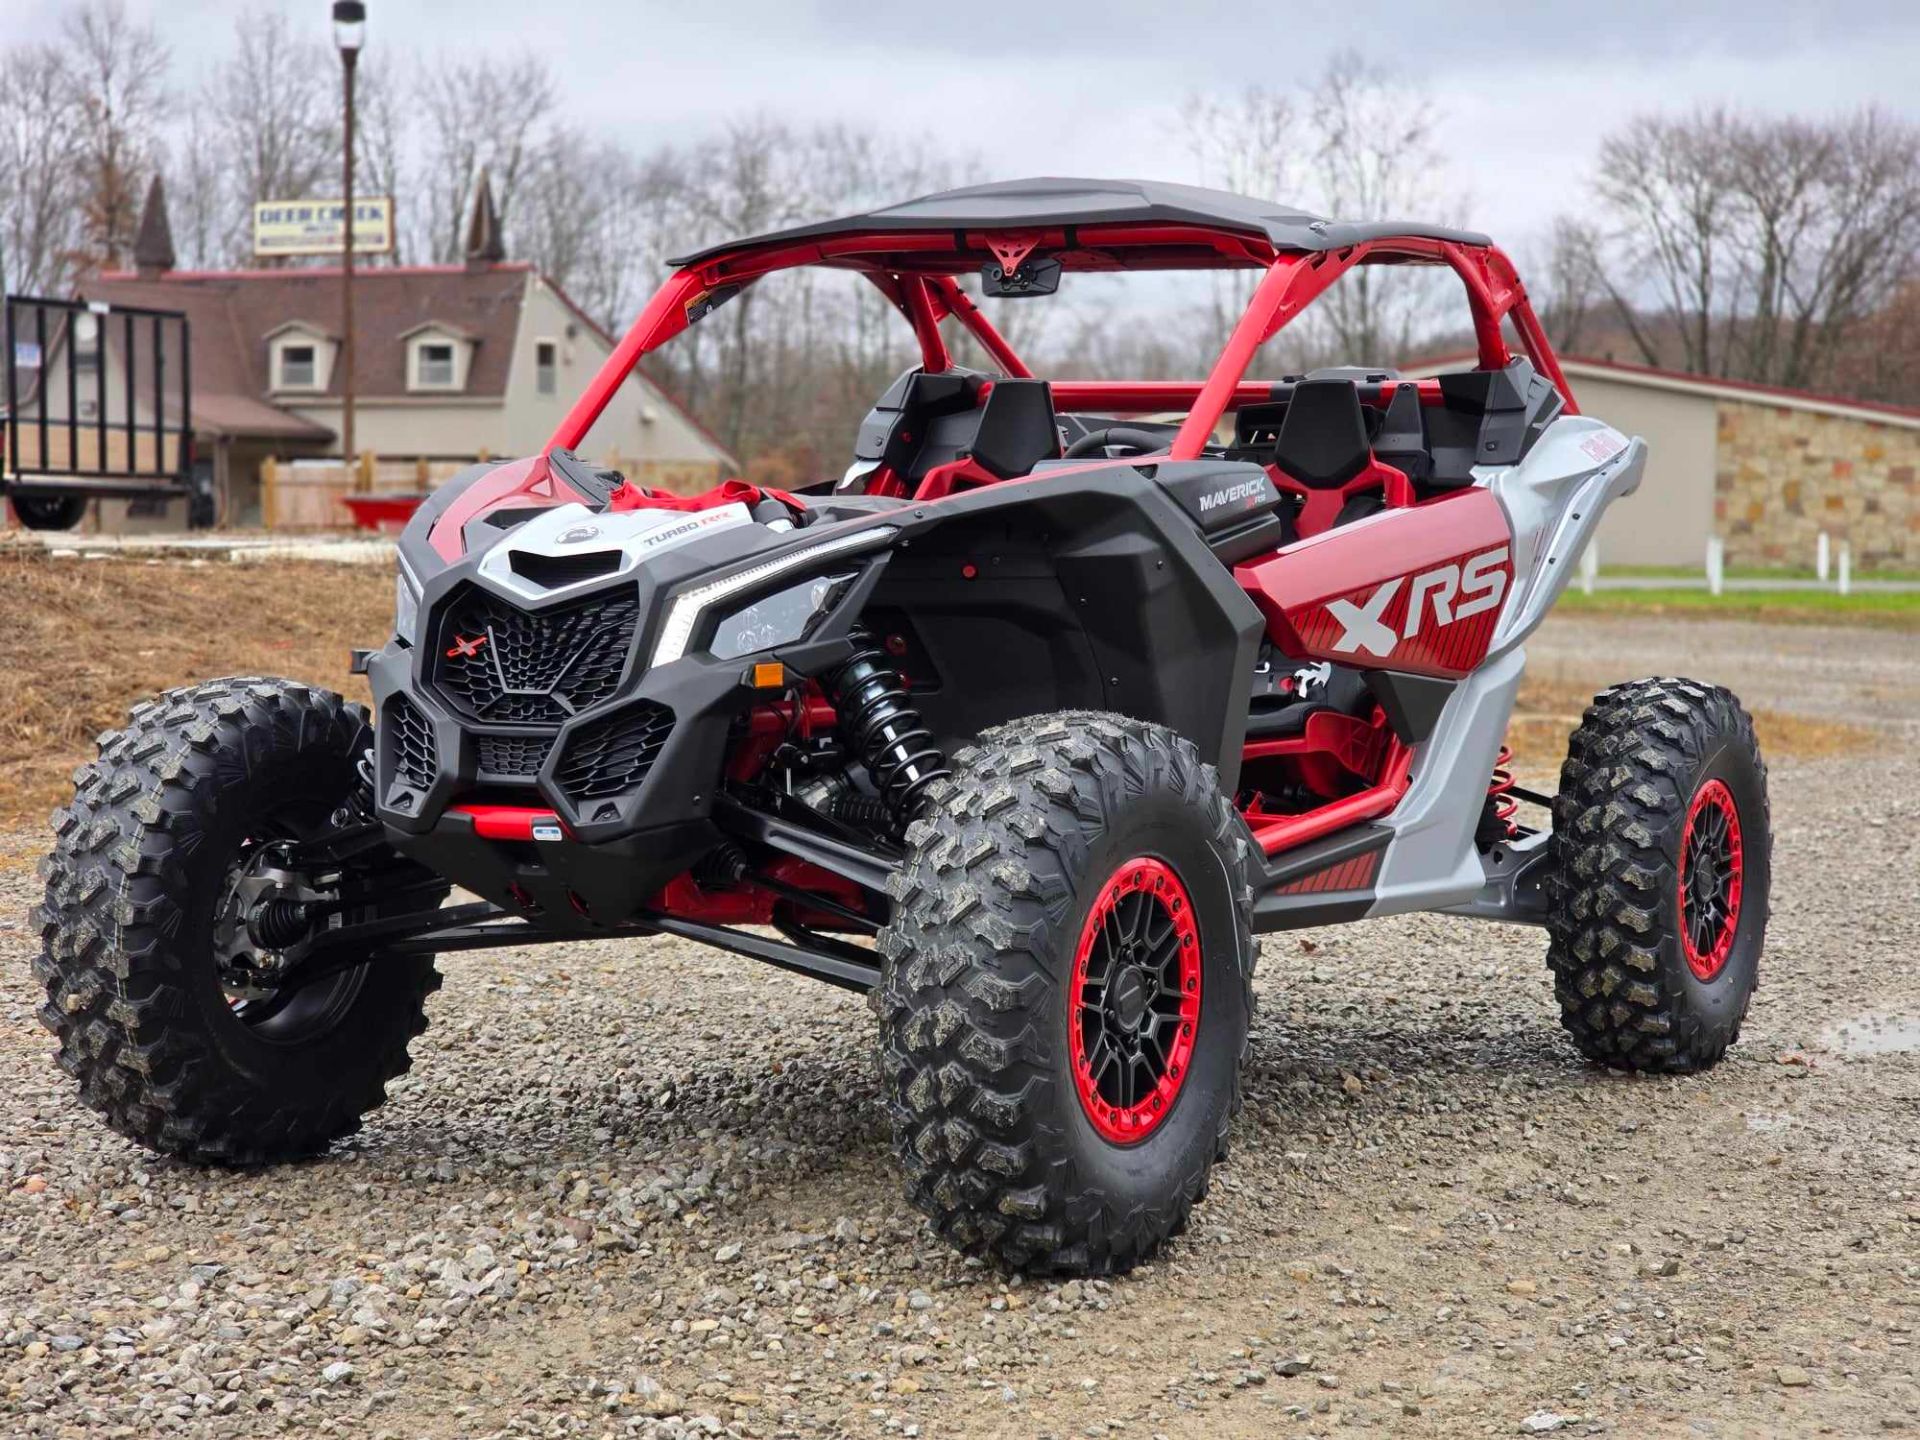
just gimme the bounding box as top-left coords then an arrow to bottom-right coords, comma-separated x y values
823,629 -> 949,824
1484,743 -> 1519,841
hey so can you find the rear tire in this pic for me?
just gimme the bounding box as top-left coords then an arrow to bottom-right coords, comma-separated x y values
1545,677 -> 1771,1072
876,711 -> 1256,1274
35,677 -> 447,1163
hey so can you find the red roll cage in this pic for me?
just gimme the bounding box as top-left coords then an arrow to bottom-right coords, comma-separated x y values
551,221 -> 1575,471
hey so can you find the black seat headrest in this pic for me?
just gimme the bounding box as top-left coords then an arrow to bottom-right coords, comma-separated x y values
968,379 -> 1060,479
1371,382 -> 1430,482
1272,379 -> 1371,489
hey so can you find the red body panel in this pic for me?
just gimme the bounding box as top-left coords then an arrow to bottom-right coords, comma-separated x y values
1236,488 -> 1514,679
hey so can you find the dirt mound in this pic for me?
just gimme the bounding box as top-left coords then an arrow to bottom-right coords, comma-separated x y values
0,548 -> 391,829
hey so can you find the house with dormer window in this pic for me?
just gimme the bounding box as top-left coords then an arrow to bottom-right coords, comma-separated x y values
68,175 -> 732,529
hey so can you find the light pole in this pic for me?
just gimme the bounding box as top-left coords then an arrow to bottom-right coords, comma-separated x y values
333,1 -> 365,484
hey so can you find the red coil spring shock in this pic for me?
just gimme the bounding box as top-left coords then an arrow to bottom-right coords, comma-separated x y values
1487,744 -> 1518,838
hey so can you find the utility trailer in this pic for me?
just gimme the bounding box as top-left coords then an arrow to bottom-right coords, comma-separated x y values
3,294 -> 203,530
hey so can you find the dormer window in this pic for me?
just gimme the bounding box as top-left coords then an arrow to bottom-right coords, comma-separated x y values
402,323 -> 473,393
264,322 -> 335,394
416,342 -> 455,388
280,344 -> 316,389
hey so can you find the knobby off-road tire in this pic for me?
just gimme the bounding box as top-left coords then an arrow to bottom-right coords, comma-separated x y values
876,711 -> 1257,1275
1546,677 -> 1771,1072
35,677 -> 445,1163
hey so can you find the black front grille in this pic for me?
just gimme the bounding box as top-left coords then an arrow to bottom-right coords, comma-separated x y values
386,694 -> 437,791
434,586 -> 638,725
474,733 -> 553,779
555,703 -> 674,804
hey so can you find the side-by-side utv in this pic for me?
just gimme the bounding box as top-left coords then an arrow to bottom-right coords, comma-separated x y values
36,179 -> 1769,1274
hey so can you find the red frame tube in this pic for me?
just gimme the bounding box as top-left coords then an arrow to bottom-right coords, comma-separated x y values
1245,739 -> 1414,857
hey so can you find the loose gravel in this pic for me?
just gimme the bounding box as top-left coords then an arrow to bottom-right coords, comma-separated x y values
2,614 -> 1916,1439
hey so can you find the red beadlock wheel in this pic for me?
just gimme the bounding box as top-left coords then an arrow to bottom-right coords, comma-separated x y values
1067,857 -> 1202,1144
1678,777 -> 1745,982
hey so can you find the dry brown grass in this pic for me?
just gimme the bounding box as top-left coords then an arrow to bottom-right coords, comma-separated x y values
0,548 -> 1887,833
0,548 -> 391,830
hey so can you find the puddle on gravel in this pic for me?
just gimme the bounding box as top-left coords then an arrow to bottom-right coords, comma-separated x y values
1818,1012 -> 1920,1057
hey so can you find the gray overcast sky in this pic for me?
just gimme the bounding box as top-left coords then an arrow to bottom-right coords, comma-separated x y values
21,1 -> 1920,249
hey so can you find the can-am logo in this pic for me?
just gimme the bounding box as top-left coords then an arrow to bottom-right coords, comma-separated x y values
1197,479 -> 1267,513
556,524 -> 601,545
1327,547 -> 1509,657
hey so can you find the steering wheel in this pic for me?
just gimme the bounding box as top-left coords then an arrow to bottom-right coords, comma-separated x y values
1062,426 -> 1172,460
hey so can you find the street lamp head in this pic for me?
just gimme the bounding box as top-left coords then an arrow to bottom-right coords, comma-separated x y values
332,0 -> 366,54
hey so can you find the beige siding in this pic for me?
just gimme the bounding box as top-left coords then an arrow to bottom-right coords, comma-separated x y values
516,279 -> 729,471
278,276 -> 731,482
1558,374 -> 1720,568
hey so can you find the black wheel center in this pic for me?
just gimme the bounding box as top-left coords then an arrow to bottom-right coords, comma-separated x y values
1110,964 -> 1151,1032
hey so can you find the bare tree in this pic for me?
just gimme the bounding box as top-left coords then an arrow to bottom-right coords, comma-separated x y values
198,7 -> 339,266
417,55 -> 558,263
516,133 -> 683,333
1176,56 -> 1465,367
1302,50 -> 1462,362
353,54 -> 411,263
1530,217 -> 1607,356
162,103 -> 224,269
60,0 -> 169,273
1585,106 -> 1920,390
1726,108 -> 1920,388
0,44 -> 83,294
1591,110 -> 1742,375
1180,87 -> 1300,354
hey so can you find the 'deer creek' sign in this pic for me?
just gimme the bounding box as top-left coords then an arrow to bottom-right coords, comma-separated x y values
251,197 -> 396,258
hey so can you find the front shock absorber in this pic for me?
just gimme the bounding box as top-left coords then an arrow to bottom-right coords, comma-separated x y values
823,629 -> 949,824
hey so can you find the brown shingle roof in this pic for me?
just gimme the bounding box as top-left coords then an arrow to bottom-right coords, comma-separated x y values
81,263 -> 533,422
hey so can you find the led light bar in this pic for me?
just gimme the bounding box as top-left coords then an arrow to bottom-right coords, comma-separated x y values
649,524 -> 897,668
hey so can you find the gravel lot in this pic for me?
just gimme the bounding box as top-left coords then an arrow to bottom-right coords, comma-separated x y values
2,614 -> 1916,1439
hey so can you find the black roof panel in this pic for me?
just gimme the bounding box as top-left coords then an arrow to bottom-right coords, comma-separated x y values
669,176 -> 1490,266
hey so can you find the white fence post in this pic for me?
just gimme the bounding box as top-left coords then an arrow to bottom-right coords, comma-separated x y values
1706,536 -> 1725,596
1838,543 -> 1852,596
1816,531 -> 1830,582
1579,538 -> 1598,595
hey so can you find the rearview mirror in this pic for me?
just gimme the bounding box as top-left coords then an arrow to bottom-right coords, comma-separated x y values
981,256 -> 1062,298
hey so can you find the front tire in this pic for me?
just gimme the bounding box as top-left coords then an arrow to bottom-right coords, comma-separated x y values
876,712 -> 1256,1274
1545,677 -> 1771,1072
35,677 -> 447,1163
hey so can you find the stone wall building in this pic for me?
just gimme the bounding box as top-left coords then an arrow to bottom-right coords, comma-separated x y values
1414,354 -> 1919,570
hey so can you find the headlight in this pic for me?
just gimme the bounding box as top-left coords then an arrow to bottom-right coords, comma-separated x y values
394,562 -> 421,644
650,525 -> 896,667
709,572 -> 853,660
